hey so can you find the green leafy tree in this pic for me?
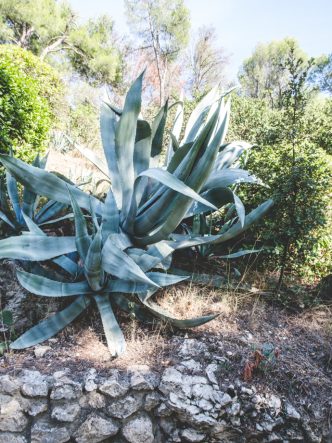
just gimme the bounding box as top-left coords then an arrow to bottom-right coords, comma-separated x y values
0,44 -> 63,161
238,38 -> 308,108
0,0 -> 122,85
309,53 -> 332,93
125,0 -> 190,104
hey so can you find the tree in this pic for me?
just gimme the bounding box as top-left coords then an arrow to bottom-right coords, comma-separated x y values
238,38 -> 308,108
186,26 -> 229,97
125,0 -> 190,104
0,45 -> 63,162
309,53 -> 332,93
0,0 -> 122,85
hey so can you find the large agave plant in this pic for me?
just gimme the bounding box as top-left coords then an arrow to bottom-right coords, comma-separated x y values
0,72 -> 273,356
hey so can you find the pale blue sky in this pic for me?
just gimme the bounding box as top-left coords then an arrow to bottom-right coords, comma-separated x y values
70,0 -> 332,79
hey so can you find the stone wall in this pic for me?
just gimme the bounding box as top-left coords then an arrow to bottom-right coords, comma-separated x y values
0,340 -> 323,443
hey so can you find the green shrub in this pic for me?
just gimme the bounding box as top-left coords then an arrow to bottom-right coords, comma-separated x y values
0,45 -> 63,162
238,142 -> 332,280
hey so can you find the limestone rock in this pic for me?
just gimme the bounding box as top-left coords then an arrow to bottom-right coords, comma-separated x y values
31,419 -> 70,443
144,391 -> 161,410
34,345 -> 51,358
129,365 -> 160,390
122,414 -> 154,443
181,428 -> 206,442
51,380 -> 82,400
51,403 -> 80,422
0,434 -> 27,443
74,414 -> 119,443
0,394 -> 28,432
205,363 -> 219,385
107,394 -> 143,419
0,375 -> 20,395
84,368 -> 98,392
27,399 -> 48,417
99,370 -> 129,398
20,370 -> 49,397
79,391 -> 106,409
179,339 -> 208,358
285,402 -> 301,420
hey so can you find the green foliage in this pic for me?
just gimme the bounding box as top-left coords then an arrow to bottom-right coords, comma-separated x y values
0,0 -> 122,85
309,53 -> 332,93
238,38 -> 308,108
0,45 -> 63,162
0,74 -> 271,356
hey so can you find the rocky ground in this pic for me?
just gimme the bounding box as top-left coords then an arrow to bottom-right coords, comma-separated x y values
1,260 -> 332,442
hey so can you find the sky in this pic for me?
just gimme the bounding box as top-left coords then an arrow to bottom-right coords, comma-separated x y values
70,0 -> 332,80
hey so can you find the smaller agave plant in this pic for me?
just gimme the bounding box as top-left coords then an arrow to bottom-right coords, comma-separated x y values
0,153 -> 68,234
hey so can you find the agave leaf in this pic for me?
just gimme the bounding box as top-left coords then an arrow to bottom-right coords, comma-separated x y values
94,294 -> 126,357
6,171 -> 22,223
167,142 -> 193,174
219,248 -> 263,259
165,94 -> 183,165
100,104 -> 122,209
115,71 -> 144,215
102,236 -> 159,288
185,187 -> 235,217
38,213 -> 74,226
214,141 -> 252,170
133,120 -> 152,178
0,155 -> 103,214
17,270 -> 90,296
111,293 -> 153,323
102,188 -> 119,242
151,100 -> 168,159
21,213 -> 79,276
183,86 -> 219,144
10,296 -> 90,349
203,169 -> 262,191
84,227 -> 104,292
0,235 -> 76,261
68,188 -> 91,262
212,199 -> 274,244
233,193 -> 245,227
141,299 -> 219,329
73,142 -> 110,178
0,209 -> 16,229
34,200 -> 66,224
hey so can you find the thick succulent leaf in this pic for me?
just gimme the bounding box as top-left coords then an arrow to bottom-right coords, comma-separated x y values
38,213 -> 74,226
151,100 -> 168,158
203,168 -> 262,191
73,142 -> 110,178
167,142 -> 193,174
111,293 -> 154,323
115,72 -> 144,215
219,249 -> 263,259
94,294 -> 126,357
21,213 -> 79,276
100,104 -> 122,209
233,193 -> 245,227
84,227 -> 104,292
0,235 -> 76,261
6,171 -> 22,223
133,120 -> 152,179
165,95 -> 183,166
138,272 -> 188,302
35,200 -> 66,224
212,199 -> 274,244
0,155 -> 103,214
68,188 -> 91,262
214,141 -> 252,170
17,270 -> 90,296
102,236 -> 159,288
141,299 -> 219,329
183,86 -> 218,144
185,187 -> 234,217
10,296 -> 90,349
102,189 -> 119,242
0,209 -> 16,229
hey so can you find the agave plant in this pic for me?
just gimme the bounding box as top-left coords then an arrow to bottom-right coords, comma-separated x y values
0,153 -> 68,235
0,72 -> 273,356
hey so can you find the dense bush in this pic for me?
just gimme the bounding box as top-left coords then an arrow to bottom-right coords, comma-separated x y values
0,45 -> 63,162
